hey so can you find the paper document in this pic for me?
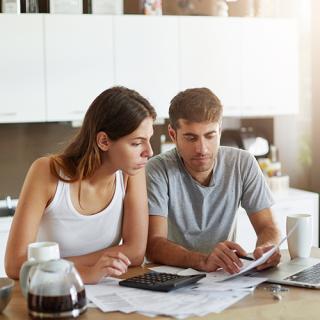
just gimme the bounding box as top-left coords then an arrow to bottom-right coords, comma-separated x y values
188,275 -> 266,292
85,277 -> 250,318
148,265 -> 185,274
221,222 -> 297,281
150,266 -> 267,290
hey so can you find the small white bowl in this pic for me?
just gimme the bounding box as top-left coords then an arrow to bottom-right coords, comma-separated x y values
0,278 -> 14,313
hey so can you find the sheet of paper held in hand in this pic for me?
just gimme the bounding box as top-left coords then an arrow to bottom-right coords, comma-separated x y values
221,223 -> 298,281
152,223 -> 298,282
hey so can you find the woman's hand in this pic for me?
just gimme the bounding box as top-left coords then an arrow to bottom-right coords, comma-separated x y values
89,252 -> 131,284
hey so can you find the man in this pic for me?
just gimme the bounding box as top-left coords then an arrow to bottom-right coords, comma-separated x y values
146,88 -> 280,274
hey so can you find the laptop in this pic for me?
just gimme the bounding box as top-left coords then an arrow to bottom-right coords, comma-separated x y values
248,257 -> 320,289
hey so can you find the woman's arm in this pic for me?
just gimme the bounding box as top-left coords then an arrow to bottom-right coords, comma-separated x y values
5,157 -> 57,279
112,168 -> 149,265
67,168 -> 149,267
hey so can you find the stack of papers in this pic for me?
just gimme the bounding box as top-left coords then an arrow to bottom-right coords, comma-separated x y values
86,277 -> 258,318
86,271 -> 266,318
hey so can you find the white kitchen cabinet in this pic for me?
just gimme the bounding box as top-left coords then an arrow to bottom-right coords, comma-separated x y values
180,17 -> 298,117
236,188 -> 319,252
114,15 -> 179,119
45,15 -> 114,122
241,19 -> 299,116
0,15 -> 299,123
0,217 -> 13,277
179,17 -> 242,116
0,15 -> 46,123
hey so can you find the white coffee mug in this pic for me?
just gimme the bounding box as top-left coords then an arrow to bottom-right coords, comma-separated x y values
20,242 -> 60,297
286,214 -> 312,259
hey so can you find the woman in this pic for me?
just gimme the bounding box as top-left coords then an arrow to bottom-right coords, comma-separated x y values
5,86 -> 156,284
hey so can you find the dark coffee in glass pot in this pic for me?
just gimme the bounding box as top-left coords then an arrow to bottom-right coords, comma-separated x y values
25,259 -> 87,318
28,289 -> 86,316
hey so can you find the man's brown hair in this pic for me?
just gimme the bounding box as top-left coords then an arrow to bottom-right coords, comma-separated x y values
169,88 -> 223,130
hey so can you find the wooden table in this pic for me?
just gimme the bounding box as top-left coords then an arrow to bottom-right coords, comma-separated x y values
2,249 -> 320,320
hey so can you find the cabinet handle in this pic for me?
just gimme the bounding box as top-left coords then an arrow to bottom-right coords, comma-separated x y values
0,112 -> 16,116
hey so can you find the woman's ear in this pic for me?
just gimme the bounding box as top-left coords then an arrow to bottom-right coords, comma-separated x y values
96,131 -> 111,151
168,124 -> 177,143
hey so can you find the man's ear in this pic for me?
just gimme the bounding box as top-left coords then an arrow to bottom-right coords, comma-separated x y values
168,124 -> 177,143
96,131 -> 111,151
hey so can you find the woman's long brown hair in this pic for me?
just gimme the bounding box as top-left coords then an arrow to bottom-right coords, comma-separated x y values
49,86 -> 156,183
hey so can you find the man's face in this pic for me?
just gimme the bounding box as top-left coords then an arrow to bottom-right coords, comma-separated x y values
169,119 -> 221,175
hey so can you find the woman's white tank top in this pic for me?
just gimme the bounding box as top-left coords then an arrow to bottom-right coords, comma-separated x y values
37,170 -> 125,257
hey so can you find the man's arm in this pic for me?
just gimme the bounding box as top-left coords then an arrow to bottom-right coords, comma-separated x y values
146,216 -> 207,270
249,208 -> 281,270
146,216 -> 248,273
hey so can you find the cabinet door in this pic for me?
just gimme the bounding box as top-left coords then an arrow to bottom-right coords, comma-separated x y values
0,15 -> 45,123
45,15 -> 114,122
114,16 -> 179,119
241,19 -> 299,116
179,17 -> 242,116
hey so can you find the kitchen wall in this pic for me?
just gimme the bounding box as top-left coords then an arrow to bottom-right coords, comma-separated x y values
274,0 -> 313,191
0,122 -> 164,198
311,0 -> 320,193
0,123 -> 78,198
0,117 -> 247,199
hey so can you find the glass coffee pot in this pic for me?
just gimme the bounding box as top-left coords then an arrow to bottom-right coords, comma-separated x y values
22,259 -> 87,319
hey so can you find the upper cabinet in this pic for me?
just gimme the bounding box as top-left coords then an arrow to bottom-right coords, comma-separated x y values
241,19 -> 299,116
0,15 -> 45,123
180,17 -> 242,116
45,15 -> 114,121
180,17 -> 299,117
0,15 -> 299,122
114,16 -> 179,119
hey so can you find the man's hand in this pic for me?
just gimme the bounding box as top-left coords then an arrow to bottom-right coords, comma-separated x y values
253,245 -> 281,270
200,241 -> 248,274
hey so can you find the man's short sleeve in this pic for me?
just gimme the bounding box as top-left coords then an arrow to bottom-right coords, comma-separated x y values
241,153 -> 275,214
146,157 -> 169,217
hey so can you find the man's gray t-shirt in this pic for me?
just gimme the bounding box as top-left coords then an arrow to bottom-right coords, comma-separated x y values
146,146 -> 274,254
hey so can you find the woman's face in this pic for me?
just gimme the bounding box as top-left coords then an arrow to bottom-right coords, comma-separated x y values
103,117 -> 154,175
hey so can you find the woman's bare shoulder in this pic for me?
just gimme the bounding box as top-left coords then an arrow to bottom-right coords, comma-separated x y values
31,156 -> 51,168
28,157 -> 58,185
16,157 -> 59,212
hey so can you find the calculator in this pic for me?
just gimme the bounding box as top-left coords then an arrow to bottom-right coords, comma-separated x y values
119,271 -> 206,292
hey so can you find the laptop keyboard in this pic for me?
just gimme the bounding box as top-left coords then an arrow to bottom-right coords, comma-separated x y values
284,263 -> 320,284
